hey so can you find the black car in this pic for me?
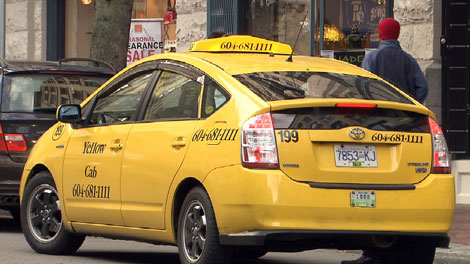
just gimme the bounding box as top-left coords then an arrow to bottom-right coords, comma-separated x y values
0,58 -> 114,219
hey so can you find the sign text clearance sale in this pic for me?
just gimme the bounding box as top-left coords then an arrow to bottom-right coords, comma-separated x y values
127,19 -> 164,66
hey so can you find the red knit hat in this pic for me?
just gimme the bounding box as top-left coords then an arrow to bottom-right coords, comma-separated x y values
378,18 -> 400,40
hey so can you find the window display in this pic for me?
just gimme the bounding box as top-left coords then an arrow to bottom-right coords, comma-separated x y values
243,0 -> 388,58
130,0 -> 177,53
323,0 -> 387,50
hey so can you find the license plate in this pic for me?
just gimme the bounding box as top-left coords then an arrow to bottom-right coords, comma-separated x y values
351,191 -> 376,208
334,144 -> 378,167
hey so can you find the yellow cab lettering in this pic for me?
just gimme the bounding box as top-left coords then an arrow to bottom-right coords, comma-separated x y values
83,141 -> 106,154
52,124 -> 65,141
72,184 -> 110,199
84,165 -> 98,178
189,35 -> 292,55
192,128 -> 238,142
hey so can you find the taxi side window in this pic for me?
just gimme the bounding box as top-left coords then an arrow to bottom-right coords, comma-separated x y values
89,72 -> 153,125
201,79 -> 229,118
144,71 -> 201,120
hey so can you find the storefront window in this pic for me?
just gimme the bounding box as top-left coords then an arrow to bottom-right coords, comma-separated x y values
245,0 -> 311,56
241,0 -> 387,59
133,0 -> 147,19
322,0 -> 386,50
128,0 -> 177,65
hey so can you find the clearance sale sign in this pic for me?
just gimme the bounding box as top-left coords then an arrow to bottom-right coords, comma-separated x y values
127,19 -> 164,66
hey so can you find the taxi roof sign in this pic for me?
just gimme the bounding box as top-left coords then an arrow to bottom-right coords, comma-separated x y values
188,35 -> 293,55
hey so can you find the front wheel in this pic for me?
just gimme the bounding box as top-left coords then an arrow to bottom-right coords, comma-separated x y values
177,186 -> 232,264
21,171 -> 85,255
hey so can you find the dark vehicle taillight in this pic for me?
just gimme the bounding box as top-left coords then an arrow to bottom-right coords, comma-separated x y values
0,124 -> 7,151
4,134 -> 27,151
241,113 -> 279,169
429,118 -> 450,174
0,123 -> 27,152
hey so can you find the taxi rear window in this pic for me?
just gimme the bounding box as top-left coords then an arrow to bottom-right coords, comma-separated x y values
234,71 -> 413,104
272,107 -> 430,133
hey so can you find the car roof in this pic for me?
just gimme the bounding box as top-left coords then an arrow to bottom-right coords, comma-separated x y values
0,58 -> 116,75
187,52 -> 375,77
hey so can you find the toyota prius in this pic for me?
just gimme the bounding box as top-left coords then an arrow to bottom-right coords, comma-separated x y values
19,36 -> 454,264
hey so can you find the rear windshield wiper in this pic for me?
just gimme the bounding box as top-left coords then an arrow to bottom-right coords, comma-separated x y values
33,107 -> 57,113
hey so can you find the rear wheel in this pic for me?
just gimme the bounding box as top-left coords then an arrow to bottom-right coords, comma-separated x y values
21,171 -> 85,255
177,186 -> 232,264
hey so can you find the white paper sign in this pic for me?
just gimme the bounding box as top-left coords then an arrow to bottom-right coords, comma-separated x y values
127,19 -> 164,66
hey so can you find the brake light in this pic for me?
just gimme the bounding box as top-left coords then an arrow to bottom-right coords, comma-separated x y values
429,118 -> 450,174
4,134 -> 27,152
241,113 -> 279,169
336,103 -> 377,108
0,124 -> 7,151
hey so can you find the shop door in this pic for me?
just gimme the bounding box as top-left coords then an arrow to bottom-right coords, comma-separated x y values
441,0 -> 470,157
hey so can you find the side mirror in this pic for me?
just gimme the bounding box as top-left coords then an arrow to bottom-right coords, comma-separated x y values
57,104 -> 82,124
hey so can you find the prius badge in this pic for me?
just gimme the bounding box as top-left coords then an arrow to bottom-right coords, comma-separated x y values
349,128 -> 365,140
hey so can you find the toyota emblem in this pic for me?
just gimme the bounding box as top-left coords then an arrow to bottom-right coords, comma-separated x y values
349,128 -> 365,140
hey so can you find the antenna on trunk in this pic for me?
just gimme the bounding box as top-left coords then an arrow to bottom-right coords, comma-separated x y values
286,12 -> 308,62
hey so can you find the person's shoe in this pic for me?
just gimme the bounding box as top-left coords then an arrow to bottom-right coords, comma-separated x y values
341,255 -> 381,264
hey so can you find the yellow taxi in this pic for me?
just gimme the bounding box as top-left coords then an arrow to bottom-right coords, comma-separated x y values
19,36 -> 454,264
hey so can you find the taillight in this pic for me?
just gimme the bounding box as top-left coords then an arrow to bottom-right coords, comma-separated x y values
429,118 -> 450,174
241,113 -> 279,169
0,124 -> 7,151
4,134 -> 27,152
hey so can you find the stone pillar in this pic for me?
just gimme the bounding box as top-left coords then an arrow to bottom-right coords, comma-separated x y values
5,0 -> 46,60
394,0 -> 441,122
175,0 -> 207,52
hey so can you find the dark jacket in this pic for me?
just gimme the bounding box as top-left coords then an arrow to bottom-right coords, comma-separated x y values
362,40 -> 428,103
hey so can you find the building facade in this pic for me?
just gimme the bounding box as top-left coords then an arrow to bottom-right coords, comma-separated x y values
3,0 -> 470,204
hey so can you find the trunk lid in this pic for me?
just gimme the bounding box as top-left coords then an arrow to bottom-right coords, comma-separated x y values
271,100 -> 432,185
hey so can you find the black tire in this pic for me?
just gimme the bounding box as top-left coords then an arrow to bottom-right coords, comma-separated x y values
233,247 -> 268,259
177,186 -> 232,264
20,171 -> 85,255
381,244 -> 436,264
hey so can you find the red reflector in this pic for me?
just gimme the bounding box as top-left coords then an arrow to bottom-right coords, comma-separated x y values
432,167 -> 451,174
4,134 -> 27,151
336,103 -> 377,108
242,162 -> 279,169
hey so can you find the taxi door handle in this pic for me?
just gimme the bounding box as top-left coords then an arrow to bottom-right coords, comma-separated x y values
110,143 -> 124,151
171,137 -> 187,148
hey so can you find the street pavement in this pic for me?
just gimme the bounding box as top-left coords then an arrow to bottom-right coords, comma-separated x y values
448,204 -> 470,246
0,208 -> 469,263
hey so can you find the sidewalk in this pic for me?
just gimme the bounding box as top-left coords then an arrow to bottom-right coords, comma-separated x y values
449,204 -> 470,246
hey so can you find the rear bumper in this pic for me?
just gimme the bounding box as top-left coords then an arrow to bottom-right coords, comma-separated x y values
203,165 -> 455,248
219,230 -> 450,250
0,154 -> 24,208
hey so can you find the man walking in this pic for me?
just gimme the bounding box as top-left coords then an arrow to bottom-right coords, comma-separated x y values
362,17 -> 428,104
342,17 -> 429,264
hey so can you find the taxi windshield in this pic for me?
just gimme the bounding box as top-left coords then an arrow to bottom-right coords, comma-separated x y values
234,71 -> 413,104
